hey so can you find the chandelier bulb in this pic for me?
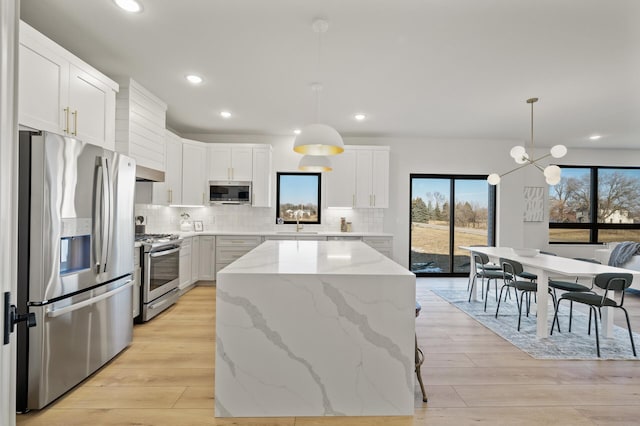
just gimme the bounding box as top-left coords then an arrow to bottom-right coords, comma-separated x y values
487,173 -> 501,185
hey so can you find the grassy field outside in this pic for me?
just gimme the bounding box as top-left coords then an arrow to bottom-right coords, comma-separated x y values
410,222 -> 488,273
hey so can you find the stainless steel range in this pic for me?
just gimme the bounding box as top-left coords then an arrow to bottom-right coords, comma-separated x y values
136,234 -> 182,322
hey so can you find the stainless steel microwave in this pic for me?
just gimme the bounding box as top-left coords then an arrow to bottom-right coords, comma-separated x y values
209,181 -> 252,205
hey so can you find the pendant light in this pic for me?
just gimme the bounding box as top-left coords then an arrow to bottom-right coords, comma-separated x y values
488,98 -> 567,186
294,19 -> 344,159
298,154 -> 333,172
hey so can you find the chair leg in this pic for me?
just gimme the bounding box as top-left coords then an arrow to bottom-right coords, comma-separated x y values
591,306 -> 601,358
415,334 -> 428,402
551,299 -> 562,335
549,291 -> 560,333
620,307 -> 637,357
495,285 -> 506,318
569,300 -> 574,332
518,291 -> 526,331
468,274 -> 476,302
587,307 -> 592,335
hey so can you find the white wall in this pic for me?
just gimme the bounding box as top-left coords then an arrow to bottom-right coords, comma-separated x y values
178,133 -> 640,268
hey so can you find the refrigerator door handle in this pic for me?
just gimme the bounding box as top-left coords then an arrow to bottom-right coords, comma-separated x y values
46,280 -> 133,318
103,156 -> 114,273
95,156 -> 111,273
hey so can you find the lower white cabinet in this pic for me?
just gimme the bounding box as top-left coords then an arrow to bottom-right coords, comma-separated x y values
199,236 -> 216,280
191,236 -> 200,283
179,237 -> 192,289
215,235 -> 262,279
362,236 -> 393,258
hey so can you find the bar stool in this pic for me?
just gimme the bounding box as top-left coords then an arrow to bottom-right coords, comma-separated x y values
415,301 -> 428,402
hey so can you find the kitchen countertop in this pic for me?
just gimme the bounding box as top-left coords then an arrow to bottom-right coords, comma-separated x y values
175,230 -> 394,238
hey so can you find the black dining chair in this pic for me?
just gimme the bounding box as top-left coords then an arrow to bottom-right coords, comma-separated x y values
495,258 -> 539,331
548,258 -> 601,332
468,252 -> 505,312
551,272 -> 636,357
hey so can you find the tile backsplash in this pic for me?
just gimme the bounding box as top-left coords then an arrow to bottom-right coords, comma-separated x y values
135,204 -> 385,234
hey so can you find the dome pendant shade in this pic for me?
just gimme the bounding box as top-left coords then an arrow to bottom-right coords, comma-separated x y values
298,155 -> 332,172
293,124 -> 344,156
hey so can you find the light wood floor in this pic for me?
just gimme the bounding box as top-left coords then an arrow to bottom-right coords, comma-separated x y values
16,278 -> 640,425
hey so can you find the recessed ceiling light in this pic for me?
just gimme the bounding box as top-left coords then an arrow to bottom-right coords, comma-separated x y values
589,135 -> 602,140
293,129 -> 301,135
114,0 -> 142,13
220,111 -> 232,119
185,74 -> 203,84
354,113 -> 366,121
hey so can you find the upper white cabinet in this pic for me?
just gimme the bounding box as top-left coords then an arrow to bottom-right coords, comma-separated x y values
150,130 -> 183,205
208,145 -> 253,181
326,146 -> 389,209
325,150 -> 356,208
182,139 -> 207,206
355,147 -> 389,208
115,79 -> 167,172
252,146 -> 272,207
18,21 -> 118,150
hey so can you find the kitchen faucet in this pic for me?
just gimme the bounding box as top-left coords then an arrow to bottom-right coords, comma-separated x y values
295,210 -> 304,232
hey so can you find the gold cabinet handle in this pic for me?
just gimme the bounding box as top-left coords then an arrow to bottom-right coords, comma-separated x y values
202,192 -> 205,204
71,110 -> 78,136
168,189 -> 172,204
64,107 -> 70,133
373,194 -> 376,207
352,194 -> 355,208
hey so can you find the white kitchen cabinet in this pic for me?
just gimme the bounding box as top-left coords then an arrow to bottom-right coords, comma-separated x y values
363,236 -> 393,258
355,148 -> 389,208
18,21 -> 117,150
252,146 -> 272,207
115,79 -> 167,172
325,150 -> 356,208
199,236 -> 216,280
191,236 -> 200,283
208,145 -> 253,181
151,130 -> 183,205
179,237 -> 193,289
182,139 -> 207,206
215,235 -> 262,279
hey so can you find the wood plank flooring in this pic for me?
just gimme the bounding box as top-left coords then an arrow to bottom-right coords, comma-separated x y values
16,278 -> 640,425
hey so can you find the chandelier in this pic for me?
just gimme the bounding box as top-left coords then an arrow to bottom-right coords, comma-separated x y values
293,19 -> 344,170
487,98 -> 567,186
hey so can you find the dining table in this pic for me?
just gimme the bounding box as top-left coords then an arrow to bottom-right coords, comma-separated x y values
460,246 -> 640,339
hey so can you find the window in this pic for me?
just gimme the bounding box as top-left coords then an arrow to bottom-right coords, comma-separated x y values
549,166 -> 640,243
410,174 -> 496,276
276,172 -> 321,224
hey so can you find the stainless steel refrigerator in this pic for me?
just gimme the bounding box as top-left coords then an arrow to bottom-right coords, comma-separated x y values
16,131 -> 136,411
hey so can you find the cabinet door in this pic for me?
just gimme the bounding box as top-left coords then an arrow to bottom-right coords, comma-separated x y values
191,236 -> 200,283
182,142 -> 207,205
199,236 -> 216,280
252,147 -> 272,207
68,64 -> 116,150
231,147 -> 253,181
371,149 -> 389,208
18,41 -> 68,134
154,131 -> 182,205
208,146 -> 232,181
179,238 -> 192,289
355,150 -> 374,208
325,150 -> 356,208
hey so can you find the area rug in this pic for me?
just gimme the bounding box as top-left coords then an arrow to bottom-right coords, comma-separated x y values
431,288 -> 640,360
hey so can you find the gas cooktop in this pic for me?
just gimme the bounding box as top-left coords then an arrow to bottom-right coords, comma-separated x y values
135,233 -> 180,244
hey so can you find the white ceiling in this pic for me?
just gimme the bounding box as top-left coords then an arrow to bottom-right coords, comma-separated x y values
19,0 -> 640,149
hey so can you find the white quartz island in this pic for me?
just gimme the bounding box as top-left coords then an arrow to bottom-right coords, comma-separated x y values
215,240 -> 416,418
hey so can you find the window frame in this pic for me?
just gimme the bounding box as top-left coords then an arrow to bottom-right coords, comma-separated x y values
409,173 -> 497,277
275,172 -> 322,225
549,165 -> 640,244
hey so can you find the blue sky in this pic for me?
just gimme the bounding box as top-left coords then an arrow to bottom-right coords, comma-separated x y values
411,178 -> 489,207
279,174 -> 319,205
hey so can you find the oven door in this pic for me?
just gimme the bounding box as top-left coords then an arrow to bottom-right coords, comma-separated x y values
144,245 -> 180,302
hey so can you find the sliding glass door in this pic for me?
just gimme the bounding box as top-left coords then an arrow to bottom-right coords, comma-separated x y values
410,174 -> 496,276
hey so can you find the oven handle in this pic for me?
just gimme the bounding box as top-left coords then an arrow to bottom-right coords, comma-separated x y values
148,288 -> 179,310
149,247 -> 181,258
